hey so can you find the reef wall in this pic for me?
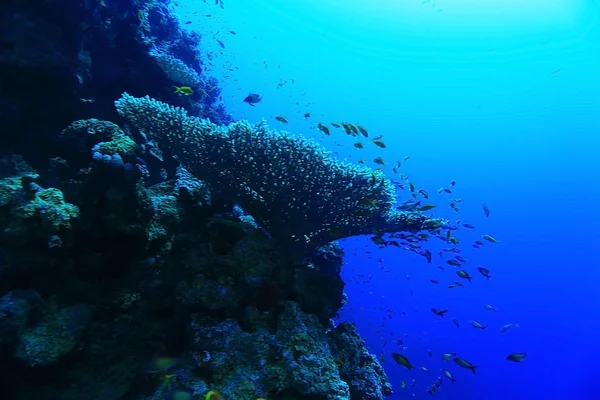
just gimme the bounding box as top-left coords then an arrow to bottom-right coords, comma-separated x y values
0,1 -> 395,399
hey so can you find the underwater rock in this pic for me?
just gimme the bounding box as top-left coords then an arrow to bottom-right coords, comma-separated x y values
15,304 -> 91,367
59,118 -> 138,167
0,291 -> 32,347
328,322 -> 393,400
188,301 -> 351,400
0,156 -> 79,246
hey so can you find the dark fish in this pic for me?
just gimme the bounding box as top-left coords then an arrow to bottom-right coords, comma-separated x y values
391,353 -> 413,370
185,20 -> 192,24
456,270 -> 472,282
431,308 -> 449,318
446,259 -> 461,267
507,352 -> 527,362
469,319 -> 487,330
217,39 -> 225,49
501,322 -> 519,333
483,203 -> 490,217
476,266 -> 491,279
242,93 -> 262,106
453,357 -> 478,374
424,250 -> 432,263
229,30 -> 236,34
442,369 -> 457,383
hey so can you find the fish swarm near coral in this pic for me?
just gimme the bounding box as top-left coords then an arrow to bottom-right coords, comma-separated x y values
115,93 -> 447,249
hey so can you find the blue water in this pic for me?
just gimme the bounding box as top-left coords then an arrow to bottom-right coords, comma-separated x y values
176,1 -> 600,398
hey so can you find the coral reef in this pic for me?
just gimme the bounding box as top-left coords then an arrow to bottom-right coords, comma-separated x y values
0,115 -> 390,399
114,93 -> 448,248
0,1 -> 419,399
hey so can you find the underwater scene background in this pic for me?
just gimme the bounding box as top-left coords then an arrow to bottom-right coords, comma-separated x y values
0,0 -> 599,399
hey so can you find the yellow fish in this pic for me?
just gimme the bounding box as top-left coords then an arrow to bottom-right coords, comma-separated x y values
174,86 -> 193,95
205,390 -> 221,400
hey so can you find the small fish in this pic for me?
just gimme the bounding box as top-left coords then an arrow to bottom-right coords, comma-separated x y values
418,189 -> 429,199
450,180 -> 456,186
482,234 -> 498,243
424,249 -> 432,263
442,369 -> 457,383
243,93 -> 262,106
419,204 -> 436,211
446,259 -> 461,267
468,320 -> 487,330
428,349 -> 433,357
372,139 -> 386,148
185,20 -> 192,24
452,318 -> 459,327
360,199 -> 377,207
205,390 -> 221,400
331,122 -> 342,128
506,352 -> 527,362
430,279 -> 439,284
409,182 -> 415,192
484,304 -> 496,311
373,157 -> 386,165
482,203 -> 491,217
371,172 -> 378,185
304,112 -> 310,118
442,353 -> 456,361
317,122 -> 330,135
456,270 -> 472,282
174,86 -> 193,95
216,39 -> 225,48
228,30 -> 236,34
145,356 -> 182,373
501,322 -> 520,333
431,308 -> 449,318
275,116 -> 288,123
404,156 -> 411,161
420,366 -> 430,372
396,200 -> 421,211
463,223 -> 475,229
401,380 -> 406,389
453,357 -> 478,374
476,267 -> 491,279
391,353 -> 414,370
354,142 -> 364,149
357,125 -> 369,138
454,281 -> 464,287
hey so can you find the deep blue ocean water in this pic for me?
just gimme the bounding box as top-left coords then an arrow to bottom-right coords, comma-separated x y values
176,1 -> 600,398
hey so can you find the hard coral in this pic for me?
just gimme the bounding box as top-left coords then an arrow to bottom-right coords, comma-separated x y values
114,94 -> 447,249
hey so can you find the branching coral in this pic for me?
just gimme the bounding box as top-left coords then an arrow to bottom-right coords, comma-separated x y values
115,94 -> 447,247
